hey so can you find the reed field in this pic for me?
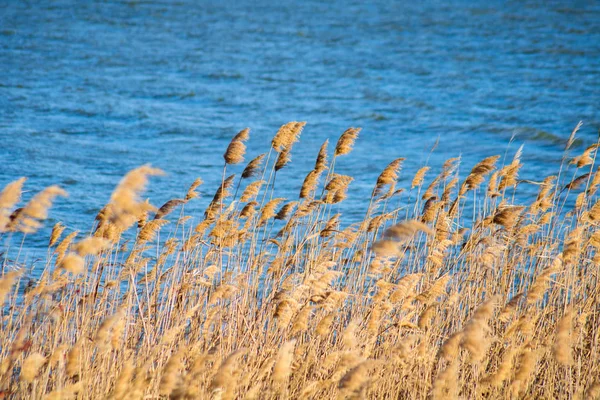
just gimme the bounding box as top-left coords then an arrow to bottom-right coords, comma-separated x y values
1,121 -> 600,399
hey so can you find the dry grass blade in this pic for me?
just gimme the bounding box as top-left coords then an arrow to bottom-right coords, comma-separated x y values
412,166 -> 430,189
565,121 -> 583,151
185,178 -> 203,201
315,140 -> 329,172
335,127 -> 360,156
154,199 -> 186,220
275,148 -> 292,171
242,153 -> 266,179
16,185 -> 67,233
553,309 -> 574,366
272,122 -> 305,152
383,220 -> 434,240
20,353 -> 47,383
224,128 -> 250,165
373,158 -> 404,197
563,173 -> 590,191
460,155 -> 500,195
241,180 -> 264,203
106,165 -> 163,230
0,270 -> 22,305
0,177 -> 26,231
49,222 -> 65,247
211,349 -> 247,398
272,339 -> 296,387
300,170 -> 321,199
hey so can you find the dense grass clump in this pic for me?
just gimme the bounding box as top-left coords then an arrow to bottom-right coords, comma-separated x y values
1,122 -> 600,399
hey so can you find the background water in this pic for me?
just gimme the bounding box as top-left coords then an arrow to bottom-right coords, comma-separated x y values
1,0 -> 600,263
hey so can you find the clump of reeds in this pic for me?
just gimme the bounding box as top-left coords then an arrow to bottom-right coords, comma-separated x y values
0,121 -> 598,399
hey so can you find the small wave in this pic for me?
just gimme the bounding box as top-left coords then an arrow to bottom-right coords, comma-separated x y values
180,91 -> 196,99
355,113 -> 388,122
207,72 -> 243,80
154,91 -> 196,100
61,178 -> 78,186
59,108 -> 98,118
513,126 -> 583,147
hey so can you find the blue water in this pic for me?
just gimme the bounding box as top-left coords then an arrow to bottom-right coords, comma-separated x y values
1,0 -> 600,259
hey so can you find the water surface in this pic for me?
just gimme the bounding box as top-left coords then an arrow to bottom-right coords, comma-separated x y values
1,0 -> 599,261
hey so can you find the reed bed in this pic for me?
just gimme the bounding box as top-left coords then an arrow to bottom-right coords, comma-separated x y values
1,122 -> 599,399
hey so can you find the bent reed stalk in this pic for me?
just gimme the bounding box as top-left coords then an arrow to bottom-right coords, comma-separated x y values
0,121 -> 599,399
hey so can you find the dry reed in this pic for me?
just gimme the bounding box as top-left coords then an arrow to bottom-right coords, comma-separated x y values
0,121 -> 598,399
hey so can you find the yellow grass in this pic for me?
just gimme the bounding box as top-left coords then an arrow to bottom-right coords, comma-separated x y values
0,121 -> 599,399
